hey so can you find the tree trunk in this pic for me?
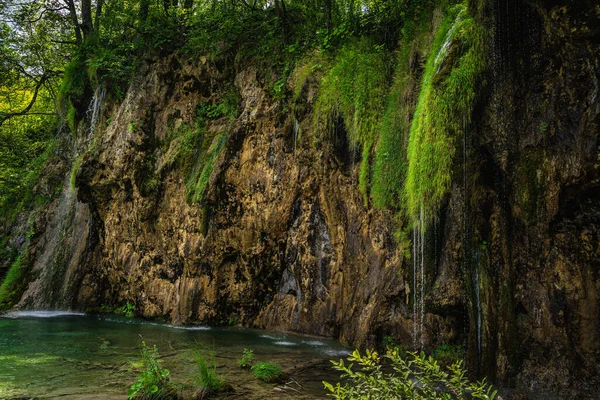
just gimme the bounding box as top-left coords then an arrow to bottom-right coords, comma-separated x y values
325,0 -> 332,34
81,0 -> 94,39
139,0 -> 150,24
63,0 -> 82,45
95,0 -> 104,33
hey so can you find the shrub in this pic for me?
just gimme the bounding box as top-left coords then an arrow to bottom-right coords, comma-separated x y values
323,348 -> 497,400
238,348 -> 254,369
432,344 -> 464,367
251,361 -> 282,383
128,341 -> 177,400
194,348 -> 225,398
117,301 -> 135,318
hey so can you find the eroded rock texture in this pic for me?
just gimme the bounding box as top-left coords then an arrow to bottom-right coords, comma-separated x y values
12,0 -> 600,397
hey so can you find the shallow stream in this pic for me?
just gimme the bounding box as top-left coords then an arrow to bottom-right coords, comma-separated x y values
0,311 -> 349,399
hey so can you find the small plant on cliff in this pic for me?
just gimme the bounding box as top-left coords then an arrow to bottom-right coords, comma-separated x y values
117,301 -> 135,318
432,344 -> 464,367
251,361 -> 282,383
194,347 -> 225,398
128,341 -> 177,400
238,348 -> 254,369
323,348 -> 497,400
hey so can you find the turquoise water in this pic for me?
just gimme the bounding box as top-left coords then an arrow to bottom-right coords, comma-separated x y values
0,311 -> 349,399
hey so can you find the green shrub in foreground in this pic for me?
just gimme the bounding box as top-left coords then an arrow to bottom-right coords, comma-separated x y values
251,361 -> 282,383
128,341 -> 177,400
238,348 -> 254,369
323,348 -> 497,400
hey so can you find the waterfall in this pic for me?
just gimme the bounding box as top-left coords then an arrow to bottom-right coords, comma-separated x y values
474,253 -> 482,371
16,88 -> 103,310
419,206 -> 425,349
464,106 -> 482,374
17,173 -> 79,308
413,226 -> 418,349
86,85 -> 106,142
412,207 -> 426,350
434,8 -> 465,73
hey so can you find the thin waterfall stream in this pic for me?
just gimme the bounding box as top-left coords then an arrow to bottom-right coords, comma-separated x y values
412,207 -> 425,350
293,116 -> 299,158
87,85 -> 106,140
474,251 -> 482,372
15,86 -> 106,310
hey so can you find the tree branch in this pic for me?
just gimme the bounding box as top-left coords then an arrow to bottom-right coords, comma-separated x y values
0,74 -> 51,127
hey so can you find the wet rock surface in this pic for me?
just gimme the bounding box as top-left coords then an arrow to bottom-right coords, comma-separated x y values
10,1 -> 600,397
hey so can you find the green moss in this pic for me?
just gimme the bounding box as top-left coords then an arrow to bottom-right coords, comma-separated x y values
314,39 -> 389,204
66,106 -> 77,134
176,98 -> 236,206
291,50 -> 329,101
59,55 -> 87,106
515,150 -> 546,225
70,153 -> 85,189
0,251 -> 31,309
432,344 -> 464,367
404,3 -> 486,226
186,131 -> 227,204
371,19 -> 433,209
58,51 -> 90,133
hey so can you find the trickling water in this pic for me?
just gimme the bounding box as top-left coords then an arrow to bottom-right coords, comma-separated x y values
16,88 -> 103,310
474,260 -> 482,369
293,117 -> 299,158
3,310 -> 85,318
413,226 -> 418,349
462,116 -> 470,346
434,8 -> 465,73
412,207 -> 426,350
419,206 -> 425,349
86,85 -> 106,140
17,174 -> 78,309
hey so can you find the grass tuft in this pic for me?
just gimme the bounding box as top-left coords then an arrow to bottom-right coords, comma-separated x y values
251,361 -> 282,383
194,347 -> 225,398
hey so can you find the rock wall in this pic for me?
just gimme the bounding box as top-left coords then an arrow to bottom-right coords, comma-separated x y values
11,0 -> 600,397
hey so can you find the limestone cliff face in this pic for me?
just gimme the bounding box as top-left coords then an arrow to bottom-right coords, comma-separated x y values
72,58 -> 407,349
11,0 -> 600,397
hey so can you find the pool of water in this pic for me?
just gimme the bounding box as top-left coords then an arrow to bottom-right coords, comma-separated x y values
0,311 -> 350,399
